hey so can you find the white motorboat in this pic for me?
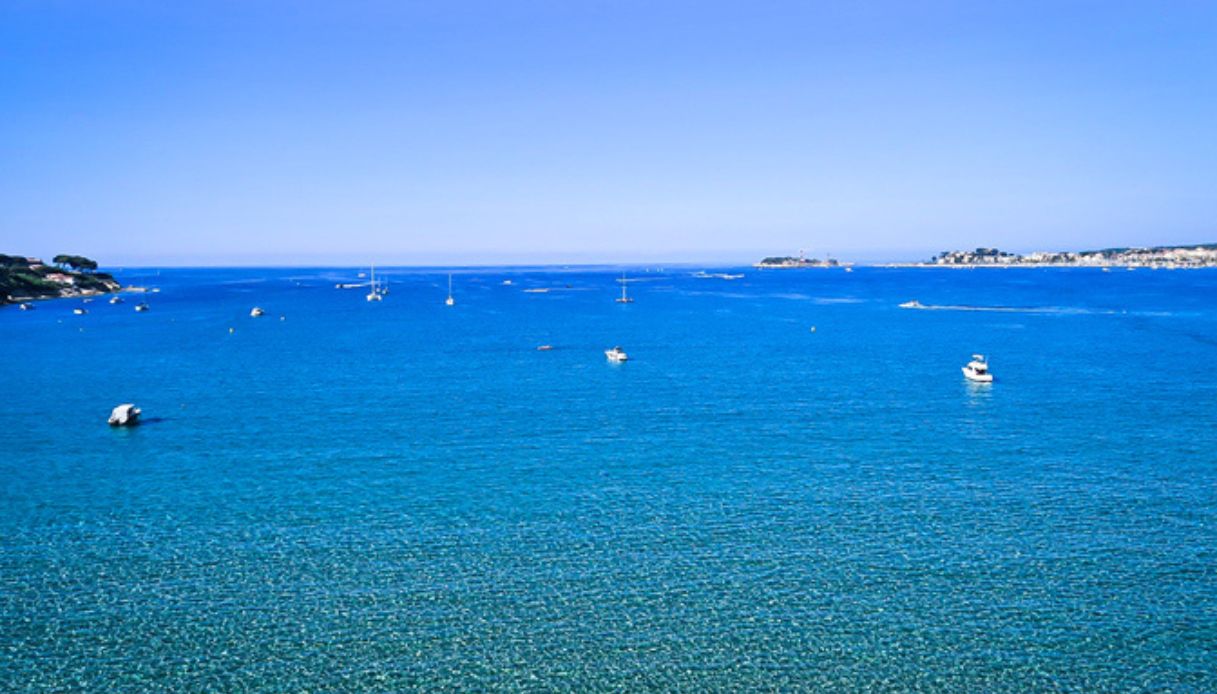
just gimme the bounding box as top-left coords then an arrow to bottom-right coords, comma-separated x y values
73,308 -> 87,315
19,302 -> 34,311
109,296 -> 124,304
250,307 -> 265,317
962,354 -> 993,383
134,302 -> 149,312
108,403 -> 141,427
899,300 -> 924,309
445,273 -> 455,306
605,346 -> 629,362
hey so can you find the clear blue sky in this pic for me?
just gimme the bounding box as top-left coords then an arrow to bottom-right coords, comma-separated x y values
2,1 -> 1215,265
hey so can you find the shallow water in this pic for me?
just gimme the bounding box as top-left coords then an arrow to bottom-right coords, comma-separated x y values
2,266 -> 1216,690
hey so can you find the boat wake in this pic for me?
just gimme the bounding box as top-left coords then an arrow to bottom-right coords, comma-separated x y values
899,300 -> 1123,316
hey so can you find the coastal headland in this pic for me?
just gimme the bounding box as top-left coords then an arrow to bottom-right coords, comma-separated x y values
1,254 -> 121,304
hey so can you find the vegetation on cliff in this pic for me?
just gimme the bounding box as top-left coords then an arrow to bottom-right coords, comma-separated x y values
1,254 -> 120,304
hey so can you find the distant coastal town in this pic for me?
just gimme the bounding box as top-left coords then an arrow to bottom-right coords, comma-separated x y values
0,254 -> 121,304
905,243 -> 1217,268
757,243 -> 1217,269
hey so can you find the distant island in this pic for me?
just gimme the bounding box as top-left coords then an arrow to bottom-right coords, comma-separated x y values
905,243 -> 1217,268
1,254 -> 121,304
755,253 -> 844,268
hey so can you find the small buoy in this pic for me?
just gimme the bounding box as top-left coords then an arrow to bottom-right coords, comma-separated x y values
810,326 -> 817,333
229,327 -> 234,334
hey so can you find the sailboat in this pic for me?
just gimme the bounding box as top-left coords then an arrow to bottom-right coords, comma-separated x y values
445,273 -> 455,306
615,272 -> 634,303
366,265 -> 383,302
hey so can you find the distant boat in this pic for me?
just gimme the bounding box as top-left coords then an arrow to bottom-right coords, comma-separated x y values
109,296 -> 124,305
962,354 -> 993,383
605,346 -> 629,362
536,344 -> 553,351
134,302 -> 149,312
108,403 -> 141,427
445,273 -> 455,306
502,279 -> 514,286
615,273 -> 634,303
899,300 -> 924,309
844,267 -> 853,273
250,307 -> 265,317
18,302 -> 34,311
366,265 -> 383,302
1101,267 -> 1111,273
523,288 -> 550,294
73,308 -> 87,315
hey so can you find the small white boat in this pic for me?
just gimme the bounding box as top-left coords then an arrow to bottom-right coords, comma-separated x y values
250,307 -> 265,317
19,302 -> 34,311
366,265 -> 383,301
108,403 -> 141,427
605,346 -> 629,362
899,300 -> 924,309
445,273 -> 455,306
502,279 -> 514,286
134,302 -> 149,312
109,296 -> 124,305
615,273 -> 634,303
1101,267 -> 1111,273
962,354 -> 993,383
537,344 -> 553,351
523,288 -> 550,294
73,308 -> 87,315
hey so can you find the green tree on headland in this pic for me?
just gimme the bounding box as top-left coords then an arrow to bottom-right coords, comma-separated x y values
52,254 -> 98,272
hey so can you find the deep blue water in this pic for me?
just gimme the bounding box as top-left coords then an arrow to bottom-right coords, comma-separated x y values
2,266 -> 1216,691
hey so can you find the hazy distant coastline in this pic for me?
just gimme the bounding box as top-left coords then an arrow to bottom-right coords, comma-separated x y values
886,243 -> 1217,269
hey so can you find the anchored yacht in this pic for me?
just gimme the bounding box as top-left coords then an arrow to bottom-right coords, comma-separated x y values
366,265 -> 383,301
605,346 -> 629,362
962,354 -> 993,383
616,273 -> 634,303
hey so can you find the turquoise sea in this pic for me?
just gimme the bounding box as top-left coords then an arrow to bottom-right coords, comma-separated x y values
2,266 -> 1216,691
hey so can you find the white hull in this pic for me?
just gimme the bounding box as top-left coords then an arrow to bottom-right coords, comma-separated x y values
605,348 -> 628,362
962,366 -> 993,382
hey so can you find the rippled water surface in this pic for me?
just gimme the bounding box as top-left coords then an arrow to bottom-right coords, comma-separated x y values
2,267 -> 1216,691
